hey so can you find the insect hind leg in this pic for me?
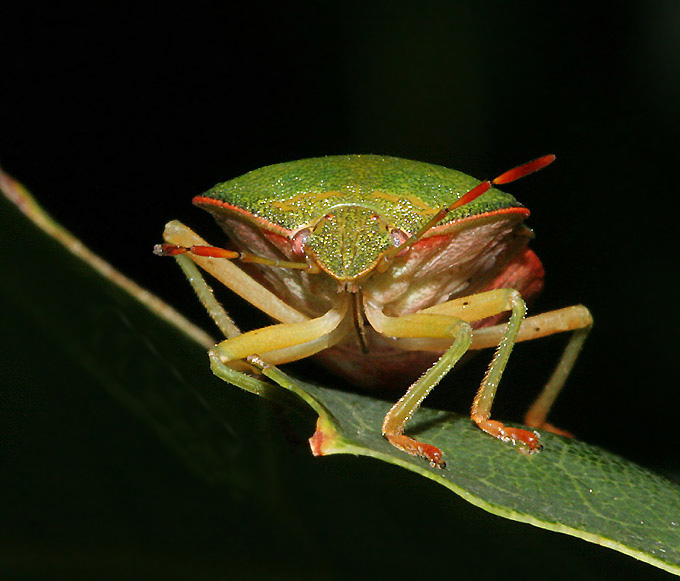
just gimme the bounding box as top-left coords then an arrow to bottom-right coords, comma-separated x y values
471,304 -> 593,436
522,307 -> 592,434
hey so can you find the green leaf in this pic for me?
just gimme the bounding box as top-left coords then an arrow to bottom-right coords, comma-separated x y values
2,168 -> 679,578
261,367 -> 680,575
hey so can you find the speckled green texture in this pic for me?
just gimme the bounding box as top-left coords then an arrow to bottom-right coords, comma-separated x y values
201,155 -> 524,233
306,205 -> 394,279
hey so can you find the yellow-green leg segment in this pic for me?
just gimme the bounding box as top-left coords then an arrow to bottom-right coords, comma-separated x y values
170,241 -> 349,404
366,288 -> 570,467
373,313 -> 473,468
470,304 -> 593,436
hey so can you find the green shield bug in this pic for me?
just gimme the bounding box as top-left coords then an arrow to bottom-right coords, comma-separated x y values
155,155 -> 592,468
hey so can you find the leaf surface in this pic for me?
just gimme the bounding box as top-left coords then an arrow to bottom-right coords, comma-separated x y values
268,368 -> 680,575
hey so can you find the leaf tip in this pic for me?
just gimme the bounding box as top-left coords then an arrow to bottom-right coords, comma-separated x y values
309,416 -> 338,456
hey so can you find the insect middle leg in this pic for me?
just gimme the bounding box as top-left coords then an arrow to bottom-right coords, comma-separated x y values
424,288 -> 544,451
366,288 -> 543,467
416,293 -> 591,439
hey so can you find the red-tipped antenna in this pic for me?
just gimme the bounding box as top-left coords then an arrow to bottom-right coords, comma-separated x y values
380,155 -> 556,262
449,154 -> 556,211
492,154 -> 556,185
448,180 -> 492,211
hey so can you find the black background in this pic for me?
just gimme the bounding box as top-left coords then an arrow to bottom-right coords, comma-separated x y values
1,2 -> 679,578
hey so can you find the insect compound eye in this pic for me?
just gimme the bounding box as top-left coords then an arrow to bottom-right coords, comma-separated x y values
291,228 -> 311,256
390,228 -> 409,247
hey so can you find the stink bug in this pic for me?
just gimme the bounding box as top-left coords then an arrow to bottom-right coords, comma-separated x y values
155,155 -> 592,468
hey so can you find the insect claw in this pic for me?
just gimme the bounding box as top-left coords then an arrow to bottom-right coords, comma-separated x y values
420,443 -> 446,468
519,441 -> 543,455
516,430 -> 543,455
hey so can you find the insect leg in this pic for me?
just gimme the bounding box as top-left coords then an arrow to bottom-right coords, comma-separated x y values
212,303 -> 347,366
166,239 -> 350,405
170,250 -> 274,400
365,305 -> 472,467
470,305 -> 593,435
206,303 -> 348,404
402,289 -> 543,453
466,290 -> 543,452
161,220 -> 309,324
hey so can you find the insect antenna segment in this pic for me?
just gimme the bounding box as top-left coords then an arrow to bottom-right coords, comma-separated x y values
382,155 -> 556,264
154,243 -> 320,272
492,154 -> 555,185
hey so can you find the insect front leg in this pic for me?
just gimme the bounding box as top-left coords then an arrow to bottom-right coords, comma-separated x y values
168,250 -> 273,399
212,304 -> 347,368
160,225 -> 349,401
206,304 -> 349,411
160,220 -> 309,325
